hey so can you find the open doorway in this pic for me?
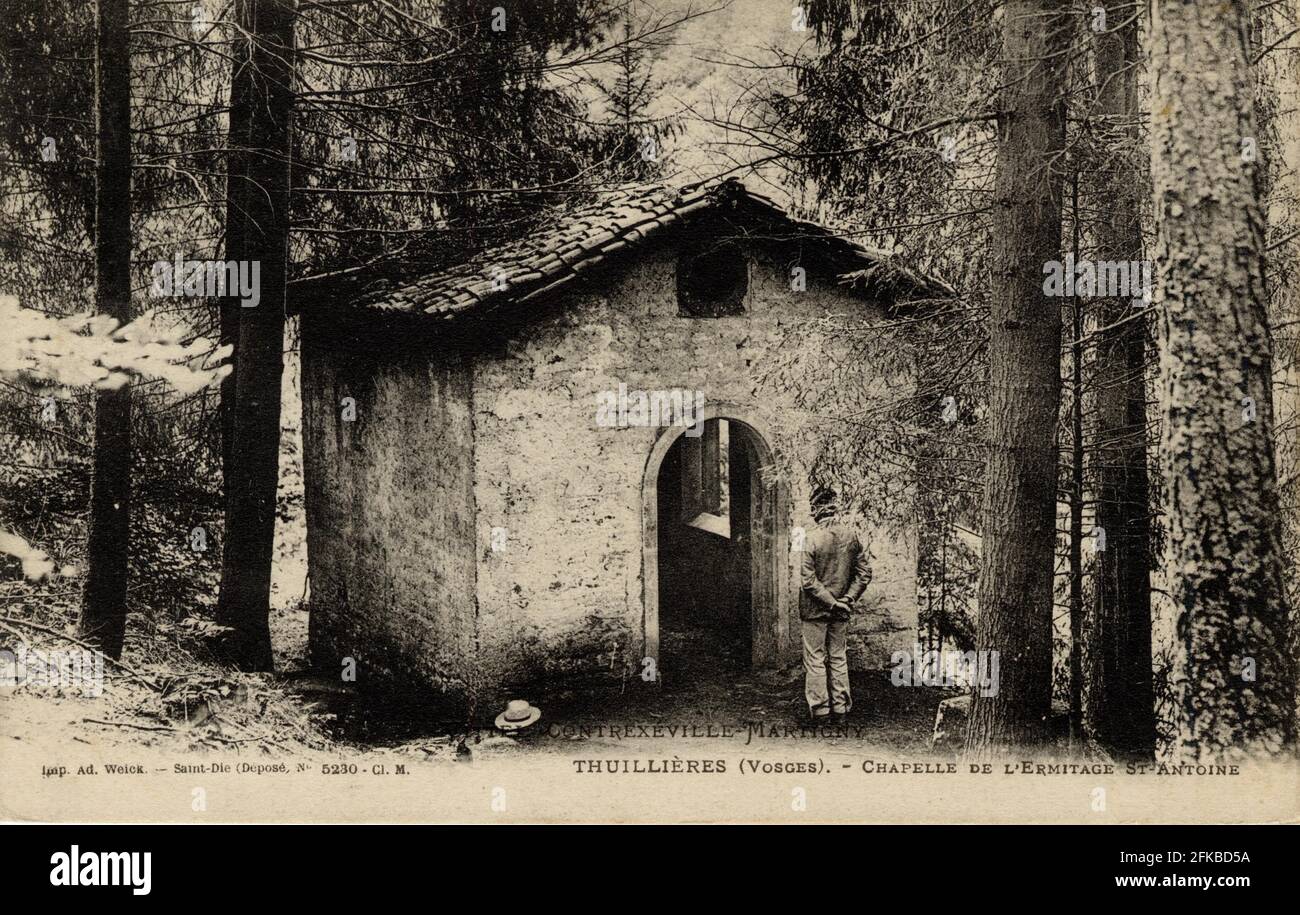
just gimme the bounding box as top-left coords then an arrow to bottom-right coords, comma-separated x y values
656,420 -> 752,674
642,410 -> 788,682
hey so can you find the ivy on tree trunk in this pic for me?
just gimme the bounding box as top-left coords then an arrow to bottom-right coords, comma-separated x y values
1148,0 -> 1295,761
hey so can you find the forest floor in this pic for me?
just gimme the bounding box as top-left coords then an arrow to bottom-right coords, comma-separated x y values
1,580 -> 958,773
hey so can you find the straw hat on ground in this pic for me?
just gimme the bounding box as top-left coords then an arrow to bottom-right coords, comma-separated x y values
495,699 -> 541,732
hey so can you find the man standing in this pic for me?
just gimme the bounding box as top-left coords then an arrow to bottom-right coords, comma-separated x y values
800,488 -> 872,722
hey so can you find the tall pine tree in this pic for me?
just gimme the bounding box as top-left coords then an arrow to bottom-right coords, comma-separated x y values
215,0 -> 296,670
1082,0 -> 1156,761
1148,0 -> 1295,760
77,0 -> 133,659
964,0 -> 1069,755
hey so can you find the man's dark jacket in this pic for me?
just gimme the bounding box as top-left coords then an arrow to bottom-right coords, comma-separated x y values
799,523 -> 872,622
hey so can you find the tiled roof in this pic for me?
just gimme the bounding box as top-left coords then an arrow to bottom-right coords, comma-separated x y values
353,178 -> 952,319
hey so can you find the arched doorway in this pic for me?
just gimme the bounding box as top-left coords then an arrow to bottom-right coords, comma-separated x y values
641,405 -> 788,678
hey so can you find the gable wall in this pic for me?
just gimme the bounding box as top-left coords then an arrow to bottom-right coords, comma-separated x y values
470,235 -> 920,704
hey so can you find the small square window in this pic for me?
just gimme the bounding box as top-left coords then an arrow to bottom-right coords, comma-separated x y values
677,242 -> 747,317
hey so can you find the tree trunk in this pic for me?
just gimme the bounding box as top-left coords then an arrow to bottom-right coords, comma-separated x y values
78,0 -> 132,660
215,0 -> 295,671
1068,173 -> 1084,749
220,6 -> 253,500
964,0 -> 1068,756
1148,0 -> 1296,760
1083,1 -> 1156,761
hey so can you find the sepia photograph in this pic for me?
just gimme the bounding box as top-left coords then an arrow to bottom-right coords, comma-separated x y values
0,0 -> 1297,879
